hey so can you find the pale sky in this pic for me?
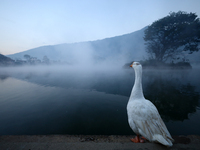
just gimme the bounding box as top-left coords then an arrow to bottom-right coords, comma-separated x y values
0,0 -> 200,55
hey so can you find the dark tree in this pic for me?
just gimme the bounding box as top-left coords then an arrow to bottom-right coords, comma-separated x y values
144,11 -> 200,62
24,54 -> 31,61
43,56 -> 50,64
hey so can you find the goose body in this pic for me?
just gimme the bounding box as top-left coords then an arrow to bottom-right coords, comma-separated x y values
127,62 -> 174,147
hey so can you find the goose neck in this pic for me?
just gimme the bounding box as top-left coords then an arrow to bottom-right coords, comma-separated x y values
130,67 -> 144,100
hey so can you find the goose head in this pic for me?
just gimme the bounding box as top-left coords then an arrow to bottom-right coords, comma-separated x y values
130,62 -> 142,69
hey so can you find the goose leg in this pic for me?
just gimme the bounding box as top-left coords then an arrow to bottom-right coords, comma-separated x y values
141,136 -> 147,141
131,135 -> 145,143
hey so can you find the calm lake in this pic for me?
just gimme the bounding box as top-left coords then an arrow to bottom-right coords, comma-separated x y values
0,65 -> 200,135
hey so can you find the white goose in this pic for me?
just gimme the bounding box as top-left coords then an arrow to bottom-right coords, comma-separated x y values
127,62 -> 174,147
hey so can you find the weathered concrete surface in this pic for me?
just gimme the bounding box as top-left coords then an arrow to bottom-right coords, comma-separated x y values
0,135 -> 200,150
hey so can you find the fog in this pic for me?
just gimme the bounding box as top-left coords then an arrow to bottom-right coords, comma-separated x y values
1,62 -> 200,95
1,43 -> 200,97
0,57 -> 127,92
1,58 -> 200,135
2,42 -> 131,78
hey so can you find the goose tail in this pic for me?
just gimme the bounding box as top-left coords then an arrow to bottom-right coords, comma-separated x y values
153,134 -> 173,147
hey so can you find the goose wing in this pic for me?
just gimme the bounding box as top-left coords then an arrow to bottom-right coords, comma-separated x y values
131,100 -> 174,146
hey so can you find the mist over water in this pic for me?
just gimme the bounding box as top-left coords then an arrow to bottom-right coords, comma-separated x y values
0,64 -> 200,135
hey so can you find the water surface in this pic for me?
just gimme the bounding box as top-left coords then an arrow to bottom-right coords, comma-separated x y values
0,65 -> 199,135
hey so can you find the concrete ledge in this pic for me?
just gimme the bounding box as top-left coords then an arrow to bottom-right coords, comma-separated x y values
0,135 -> 200,150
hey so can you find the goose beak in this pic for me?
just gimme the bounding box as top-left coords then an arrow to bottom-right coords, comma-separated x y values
130,64 -> 133,67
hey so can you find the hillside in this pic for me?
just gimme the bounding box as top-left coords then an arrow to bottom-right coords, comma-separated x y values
7,26 -> 200,66
7,27 -> 147,65
0,54 -> 15,66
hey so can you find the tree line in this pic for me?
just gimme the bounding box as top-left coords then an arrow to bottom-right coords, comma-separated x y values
14,54 -> 51,65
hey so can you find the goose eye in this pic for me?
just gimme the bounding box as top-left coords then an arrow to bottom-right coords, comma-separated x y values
136,62 -> 140,65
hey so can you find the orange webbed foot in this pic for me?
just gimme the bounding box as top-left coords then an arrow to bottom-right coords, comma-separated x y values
130,135 -> 145,143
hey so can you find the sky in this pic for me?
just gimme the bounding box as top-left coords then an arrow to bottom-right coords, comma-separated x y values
0,0 -> 200,55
